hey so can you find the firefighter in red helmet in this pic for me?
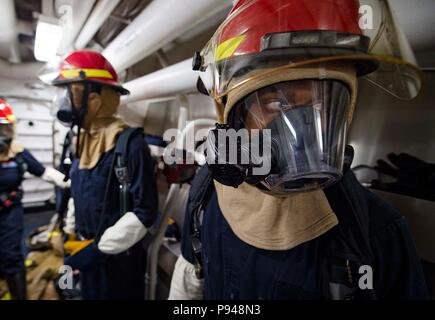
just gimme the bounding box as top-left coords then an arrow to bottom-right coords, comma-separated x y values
0,101 -> 16,153
169,0 -> 428,300
0,99 -> 69,300
41,50 -> 158,300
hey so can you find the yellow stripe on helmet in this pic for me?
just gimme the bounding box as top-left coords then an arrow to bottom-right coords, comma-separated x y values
61,68 -> 113,80
6,114 -> 16,122
215,35 -> 246,62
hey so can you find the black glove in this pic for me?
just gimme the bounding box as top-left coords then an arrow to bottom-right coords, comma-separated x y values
375,153 -> 435,200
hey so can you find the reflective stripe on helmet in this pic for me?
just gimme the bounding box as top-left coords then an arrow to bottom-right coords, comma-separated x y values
6,115 -> 16,122
216,35 -> 246,62
60,68 -> 114,80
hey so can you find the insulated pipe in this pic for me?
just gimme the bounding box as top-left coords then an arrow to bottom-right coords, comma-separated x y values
0,0 -> 20,62
121,59 -> 198,105
74,0 -> 121,50
103,0 -> 232,72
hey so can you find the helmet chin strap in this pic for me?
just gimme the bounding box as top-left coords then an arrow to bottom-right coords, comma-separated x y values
71,81 -> 103,158
72,83 -> 91,159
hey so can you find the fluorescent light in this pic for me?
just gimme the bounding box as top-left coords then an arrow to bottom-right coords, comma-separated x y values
34,16 -> 62,62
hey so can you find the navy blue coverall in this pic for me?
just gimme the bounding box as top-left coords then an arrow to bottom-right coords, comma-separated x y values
69,133 -> 158,300
181,167 -> 429,300
0,150 -> 45,275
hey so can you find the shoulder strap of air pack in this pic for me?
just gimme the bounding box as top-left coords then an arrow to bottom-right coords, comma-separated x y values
322,146 -> 377,300
114,127 -> 144,215
187,164 -> 214,279
96,127 -> 143,240
187,165 -> 214,219
114,127 -> 143,170
15,152 -> 27,179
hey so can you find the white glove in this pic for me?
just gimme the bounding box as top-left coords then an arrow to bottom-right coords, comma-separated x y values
168,255 -> 204,300
98,212 -> 147,255
63,198 -> 75,235
42,167 -> 70,189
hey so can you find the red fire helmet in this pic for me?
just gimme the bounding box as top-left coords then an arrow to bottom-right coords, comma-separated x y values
195,0 -> 423,102
41,50 -> 129,95
0,99 -> 16,125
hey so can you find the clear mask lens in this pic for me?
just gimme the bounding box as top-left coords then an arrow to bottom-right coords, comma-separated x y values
231,79 -> 351,193
0,124 -> 14,139
0,124 -> 13,152
52,87 -> 74,126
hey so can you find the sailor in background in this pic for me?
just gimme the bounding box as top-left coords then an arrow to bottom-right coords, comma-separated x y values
43,50 -> 158,300
0,99 -> 69,300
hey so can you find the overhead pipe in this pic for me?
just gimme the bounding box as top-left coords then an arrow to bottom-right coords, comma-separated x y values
74,0 -> 121,50
121,59 -> 198,105
0,0 -> 20,63
172,6 -> 230,47
103,0 -> 232,72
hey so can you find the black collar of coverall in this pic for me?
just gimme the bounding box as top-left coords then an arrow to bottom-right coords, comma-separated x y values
324,168 -> 372,255
323,165 -> 377,299
323,145 -> 373,261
